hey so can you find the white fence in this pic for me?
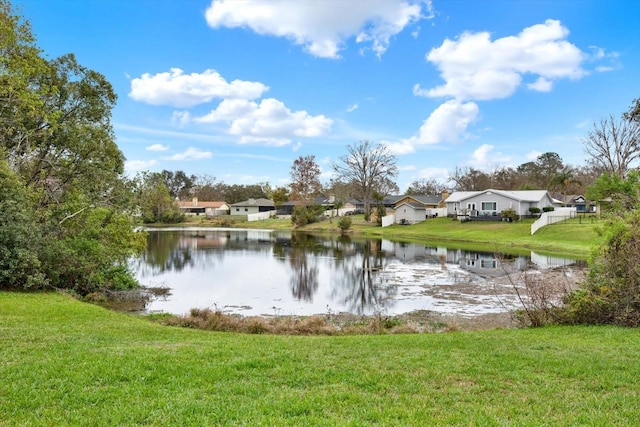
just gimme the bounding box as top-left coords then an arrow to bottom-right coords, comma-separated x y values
381,214 -> 396,227
531,207 -> 576,235
426,208 -> 447,218
247,211 -> 273,222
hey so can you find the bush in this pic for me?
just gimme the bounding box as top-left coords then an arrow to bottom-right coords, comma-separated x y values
500,208 -> 518,222
529,207 -> 541,214
543,206 -> 555,212
338,216 -> 352,232
563,210 -> 640,326
291,204 -> 325,227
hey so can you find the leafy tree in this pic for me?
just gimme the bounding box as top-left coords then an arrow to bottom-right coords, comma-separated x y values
289,155 -> 322,205
135,172 -> 184,223
161,170 -> 196,200
550,169 -> 582,201
269,186 -> 290,207
583,113 -> 640,179
449,166 -> 492,191
333,141 -> 398,221
223,184 -> 267,205
586,170 -> 640,212
0,1 -> 145,293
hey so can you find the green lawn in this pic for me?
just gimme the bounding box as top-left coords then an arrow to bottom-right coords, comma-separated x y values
155,214 -> 602,258
2,292 -> 639,426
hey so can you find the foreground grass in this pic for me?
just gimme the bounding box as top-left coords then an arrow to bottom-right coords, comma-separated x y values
2,292 -> 639,425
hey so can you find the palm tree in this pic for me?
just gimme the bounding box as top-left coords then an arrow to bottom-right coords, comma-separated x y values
550,171 -> 582,204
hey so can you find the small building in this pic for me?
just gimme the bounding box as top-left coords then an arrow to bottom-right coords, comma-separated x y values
230,198 -> 275,215
177,198 -> 229,216
558,195 -> 596,213
394,202 -> 427,224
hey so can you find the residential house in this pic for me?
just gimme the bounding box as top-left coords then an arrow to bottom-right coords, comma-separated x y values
394,202 -> 427,224
557,194 -> 596,213
177,198 -> 229,216
446,189 -> 561,220
230,198 -> 275,215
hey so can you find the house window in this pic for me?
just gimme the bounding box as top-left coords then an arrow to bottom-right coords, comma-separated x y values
244,208 -> 248,212
481,202 -> 497,211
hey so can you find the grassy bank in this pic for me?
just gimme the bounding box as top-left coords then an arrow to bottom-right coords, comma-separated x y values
2,292 -> 639,425
182,214 -> 602,258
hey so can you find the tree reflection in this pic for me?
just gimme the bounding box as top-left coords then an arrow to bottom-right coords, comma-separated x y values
331,239 -> 397,314
287,233 -> 319,301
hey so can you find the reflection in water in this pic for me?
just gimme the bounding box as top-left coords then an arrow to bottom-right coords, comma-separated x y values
133,228 -> 585,317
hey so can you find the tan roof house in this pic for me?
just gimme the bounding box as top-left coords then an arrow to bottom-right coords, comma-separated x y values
177,198 -> 229,217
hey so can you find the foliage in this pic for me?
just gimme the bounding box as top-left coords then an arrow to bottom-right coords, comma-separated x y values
337,215 -> 352,232
0,1 -> 144,293
333,140 -> 398,221
161,169 -> 196,200
586,169 -> 640,212
500,208 -> 518,221
289,154 -> 322,205
542,206 -> 555,212
135,171 -> 185,223
291,204 -> 325,227
564,210 -> 640,326
528,207 -> 541,214
223,183 -> 268,204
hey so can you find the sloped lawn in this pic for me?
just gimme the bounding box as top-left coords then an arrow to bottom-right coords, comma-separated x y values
1,292 -> 639,425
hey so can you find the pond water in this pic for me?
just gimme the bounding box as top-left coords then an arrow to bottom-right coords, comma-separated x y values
132,228 -> 586,318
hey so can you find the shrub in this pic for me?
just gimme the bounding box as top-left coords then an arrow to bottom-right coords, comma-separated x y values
529,207 -> 541,214
291,204 -> 325,227
563,210 -> 640,326
338,216 -> 352,232
543,206 -> 555,212
500,208 -> 518,222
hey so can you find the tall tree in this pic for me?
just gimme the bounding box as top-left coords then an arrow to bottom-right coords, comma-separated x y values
161,170 -> 195,200
289,155 -> 322,205
583,114 -> 640,179
0,1 -> 145,293
405,178 -> 442,195
333,141 -> 398,220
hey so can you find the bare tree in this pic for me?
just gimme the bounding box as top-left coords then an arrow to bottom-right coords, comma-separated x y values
405,178 -> 443,195
289,154 -> 322,205
583,115 -> 640,178
333,141 -> 398,220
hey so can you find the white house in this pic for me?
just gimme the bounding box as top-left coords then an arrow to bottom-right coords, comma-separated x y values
230,198 -> 275,215
394,202 -> 427,224
446,189 -> 561,219
177,198 -> 229,216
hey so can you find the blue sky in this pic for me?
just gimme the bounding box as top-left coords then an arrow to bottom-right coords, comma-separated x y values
19,0 -> 640,192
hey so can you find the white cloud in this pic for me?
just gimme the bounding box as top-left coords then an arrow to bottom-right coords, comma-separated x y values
205,0 -> 433,58
172,111 -> 192,127
526,150 -> 543,161
125,159 -> 157,173
468,144 -> 511,169
416,167 -> 450,181
195,98 -> 332,146
347,103 -> 359,112
421,19 -> 586,101
129,68 -> 268,108
145,144 -> 169,152
527,77 -> 553,92
292,141 -> 302,152
387,100 -> 479,154
165,147 -> 214,161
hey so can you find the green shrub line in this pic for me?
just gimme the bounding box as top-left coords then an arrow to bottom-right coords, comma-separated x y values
2,292 -> 640,425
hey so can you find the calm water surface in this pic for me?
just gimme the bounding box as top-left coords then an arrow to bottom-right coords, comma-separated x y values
132,228 -> 585,317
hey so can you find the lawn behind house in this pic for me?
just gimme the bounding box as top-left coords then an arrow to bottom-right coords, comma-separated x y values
218,215 -> 601,258
2,292 -> 639,426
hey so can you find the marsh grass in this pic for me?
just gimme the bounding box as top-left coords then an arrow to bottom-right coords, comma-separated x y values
155,307 -> 449,335
3,292 -> 640,425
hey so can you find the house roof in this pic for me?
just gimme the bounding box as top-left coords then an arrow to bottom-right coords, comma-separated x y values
230,198 -> 275,207
177,200 -> 228,209
446,189 -> 552,203
395,201 -> 426,210
395,194 -> 442,206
